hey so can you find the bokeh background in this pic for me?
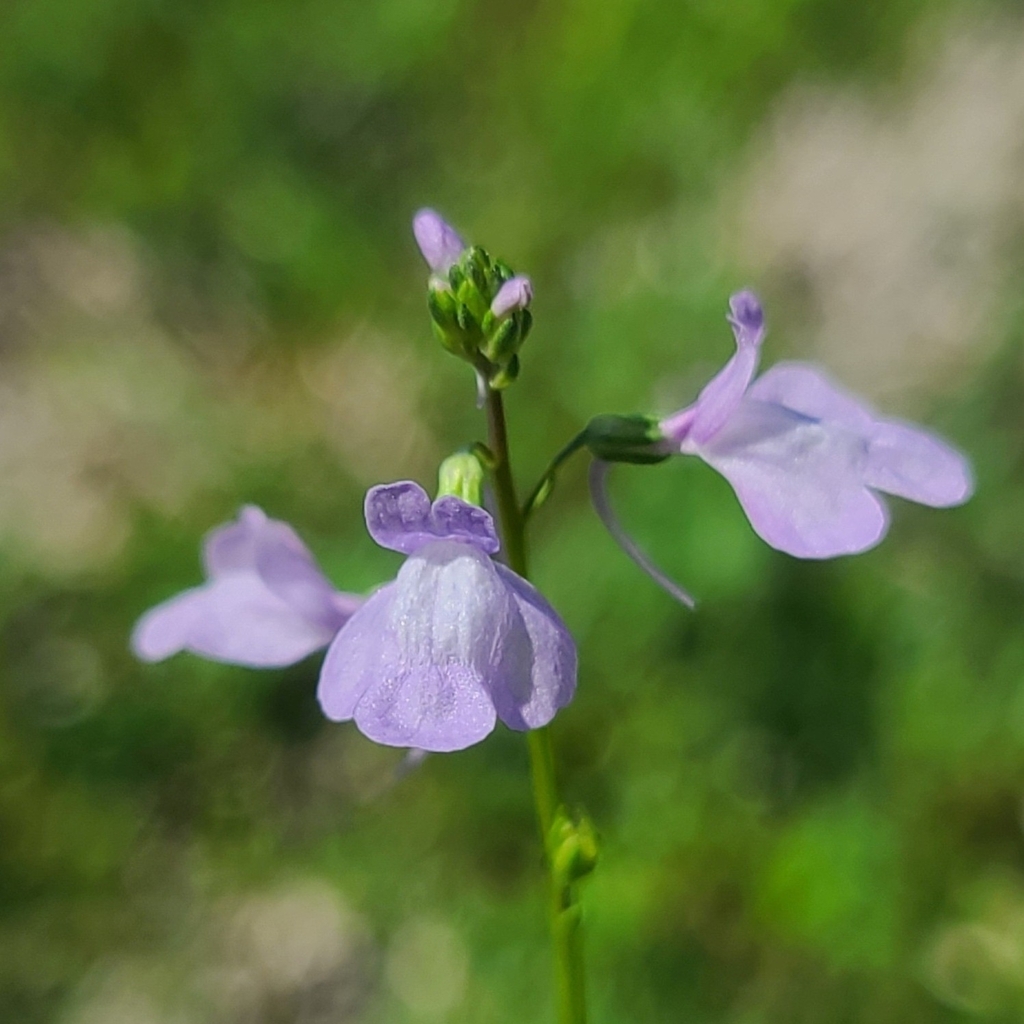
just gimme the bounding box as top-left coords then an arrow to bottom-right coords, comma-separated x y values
1,0 -> 1023,1020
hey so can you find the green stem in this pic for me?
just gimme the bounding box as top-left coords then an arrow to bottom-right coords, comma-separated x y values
484,388 -> 588,1024
484,388 -> 528,576
521,429 -> 589,521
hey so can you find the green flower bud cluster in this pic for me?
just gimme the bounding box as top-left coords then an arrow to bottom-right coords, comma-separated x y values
427,246 -> 533,390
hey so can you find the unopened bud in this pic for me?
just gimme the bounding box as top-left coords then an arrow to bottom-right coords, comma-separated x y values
437,451 -> 486,506
550,810 -> 599,884
413,208 -> 465,274
428,282 -> 474,357
490,275 -> 533,318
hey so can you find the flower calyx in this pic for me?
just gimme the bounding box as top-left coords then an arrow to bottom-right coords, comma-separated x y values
582,414 -> 670,465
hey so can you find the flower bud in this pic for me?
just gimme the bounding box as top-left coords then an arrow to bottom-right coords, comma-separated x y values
550,810 -> 599,884
582,415 -> 670,465
490,275 -> 533,318
427,284 -> 474,358
413,208 -> 465,275
437,451 -> 486,507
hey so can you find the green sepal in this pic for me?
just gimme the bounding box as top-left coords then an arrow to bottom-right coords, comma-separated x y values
447,261 -> 465,291
489,354 -> 520,389
583,414 -> 669,465
431,320 -> 471,357
493,260 -> 514,285
518,308 -> 533,343
482,317 -> 519,363
464,246 -> 492,298
427,286 -> 459,333
455,301 -> 480,335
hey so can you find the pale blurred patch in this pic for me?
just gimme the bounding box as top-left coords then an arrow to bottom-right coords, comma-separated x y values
385,917 -> 469,1018
58,880 -> 373,1024
9,635 -> 105,728
734,14 -> 1024,403
0,225 -> 440,576
307,728 -> 417,805
207,879 -> 373,1022
0,226 -> 229,573
61,961 -> 199,1024
921,873 -> 1024,1016
299,330 -> 441,486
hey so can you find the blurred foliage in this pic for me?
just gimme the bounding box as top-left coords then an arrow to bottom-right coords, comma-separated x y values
2,0 -> 1024,1022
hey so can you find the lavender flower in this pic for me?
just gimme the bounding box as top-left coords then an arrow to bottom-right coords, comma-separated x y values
662,291 -> 972,555
590,291 -> 973,604
317,481 -> 577,752
132,506 -> 361,668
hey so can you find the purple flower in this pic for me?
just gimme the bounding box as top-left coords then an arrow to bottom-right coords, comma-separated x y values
657,291 -> 973,558
590,290 -> 974,606
317,481 -> 577,752
132,506 -> 361,668
413,208 -> 466,276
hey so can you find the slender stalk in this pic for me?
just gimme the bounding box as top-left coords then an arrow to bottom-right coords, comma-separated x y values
521,429 -> 589,520
484,388 -> 528,576
484,388 -> 588,1024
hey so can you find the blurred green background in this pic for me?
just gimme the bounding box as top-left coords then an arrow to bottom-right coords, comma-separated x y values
2,0 -> 1024,1020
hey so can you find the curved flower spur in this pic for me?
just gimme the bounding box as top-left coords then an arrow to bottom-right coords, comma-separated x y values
317,481 -> 577,752
580,291 -> 973,604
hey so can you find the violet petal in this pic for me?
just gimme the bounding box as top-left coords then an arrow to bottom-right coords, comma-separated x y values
202,505 -> 267,576
132,574 -> 342,667
252,520 -> 356,633
413,208 -> 465,275
747,361 -> 875,430
317,584 -> 396,721
864,420 -> 973,506
134,507 -> 360,667
750,361 -> 973,506
490,565 -> 577,730
365,481 -> 499,555
353,541 -> 507,751
699,399 -> 890,558
490,275 -> 533,318
684,290 -> 766,447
